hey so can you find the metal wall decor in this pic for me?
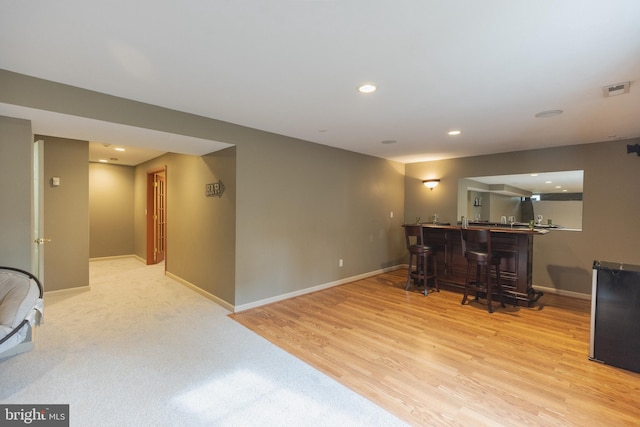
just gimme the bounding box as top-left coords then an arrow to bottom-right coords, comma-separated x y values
206,180 -> 225,198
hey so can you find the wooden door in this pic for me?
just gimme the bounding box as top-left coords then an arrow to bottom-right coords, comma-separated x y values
154,173 -> 166,263
146,167 -> 166,265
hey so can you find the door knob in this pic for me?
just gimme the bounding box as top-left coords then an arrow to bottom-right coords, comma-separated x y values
35,238 -> 51,244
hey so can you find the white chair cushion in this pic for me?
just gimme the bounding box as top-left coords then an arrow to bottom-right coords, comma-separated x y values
0,270 -> 40,329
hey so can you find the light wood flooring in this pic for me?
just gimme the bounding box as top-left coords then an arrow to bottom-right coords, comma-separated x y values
231,269 -> 640,426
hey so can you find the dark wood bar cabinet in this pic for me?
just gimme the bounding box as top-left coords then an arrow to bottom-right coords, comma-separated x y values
418,224 -> 546,307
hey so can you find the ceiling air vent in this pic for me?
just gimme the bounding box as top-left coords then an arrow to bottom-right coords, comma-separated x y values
603,81 -> 630,97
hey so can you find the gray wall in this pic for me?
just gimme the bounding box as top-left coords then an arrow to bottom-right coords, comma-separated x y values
235,136 -> 406,305
134,149 -> 237,304
0,116 -> 32,272
39,135 -> 89,291
405,139 -> 640,295
0,70 -> 407,308
4,68 -> 638,303
89,162 -> 135,258
0,123 -> 90,293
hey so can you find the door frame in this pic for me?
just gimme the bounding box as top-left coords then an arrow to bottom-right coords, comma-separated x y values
146,166 -> 167,266
32,139 -> 45,279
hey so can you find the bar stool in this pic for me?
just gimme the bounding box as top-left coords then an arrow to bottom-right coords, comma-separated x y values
460,228 -> 505,313
403,224 -> 439,295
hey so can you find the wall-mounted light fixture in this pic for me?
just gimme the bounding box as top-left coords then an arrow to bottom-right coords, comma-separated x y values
423,179 -> 440,190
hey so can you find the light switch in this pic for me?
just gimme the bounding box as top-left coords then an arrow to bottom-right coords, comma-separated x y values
52,176 -> 60,187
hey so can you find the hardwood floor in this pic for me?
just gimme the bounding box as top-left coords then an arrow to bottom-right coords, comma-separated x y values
230,269 -> 640,426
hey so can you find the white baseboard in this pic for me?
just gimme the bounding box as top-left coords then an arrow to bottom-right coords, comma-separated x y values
233,265 -> 404,313
43,256 -> 143,296
44,285 -> 91,297
535,285 -> 591,300
165,272 -> 235,313
89,254 -> 146,263
165,265 -> 405,314
399,264 -> 590,301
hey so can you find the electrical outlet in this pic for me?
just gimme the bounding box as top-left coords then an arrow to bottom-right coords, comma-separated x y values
339,259 -> 344,267
390,211 -> 394,218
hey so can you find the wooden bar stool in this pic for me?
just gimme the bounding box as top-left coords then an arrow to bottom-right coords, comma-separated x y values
460,228 -> 505,313
403,224 -> 439,296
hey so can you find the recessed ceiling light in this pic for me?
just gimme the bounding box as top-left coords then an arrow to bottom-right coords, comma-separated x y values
115,147 -> 125,152
530,173 -> 538,177
357,84 -> 377,93
447,130 -> 462,136
535,110 -> 563,118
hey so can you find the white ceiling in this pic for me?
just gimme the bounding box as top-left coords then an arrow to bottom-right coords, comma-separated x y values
0,103 -> 231,165
1,1 -> 639,166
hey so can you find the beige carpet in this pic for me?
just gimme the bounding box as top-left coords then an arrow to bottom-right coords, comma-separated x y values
1,257 -> 405,426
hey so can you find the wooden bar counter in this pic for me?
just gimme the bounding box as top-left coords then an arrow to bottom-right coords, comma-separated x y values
418,223 -> 547,307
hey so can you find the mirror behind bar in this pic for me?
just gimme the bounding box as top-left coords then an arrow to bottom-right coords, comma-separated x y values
457,170 -> 584,231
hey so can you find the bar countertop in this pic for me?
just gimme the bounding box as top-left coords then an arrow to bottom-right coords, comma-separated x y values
418,222 -> 550,235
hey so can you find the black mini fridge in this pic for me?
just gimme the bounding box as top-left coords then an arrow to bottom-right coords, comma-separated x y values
589,260 -> 640,373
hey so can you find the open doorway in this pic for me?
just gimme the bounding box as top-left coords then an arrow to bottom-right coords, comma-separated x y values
146,167 -> 166,265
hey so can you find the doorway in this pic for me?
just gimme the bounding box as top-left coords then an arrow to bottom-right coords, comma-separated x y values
146,167 -> 166,265
32,139 -> 45,279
